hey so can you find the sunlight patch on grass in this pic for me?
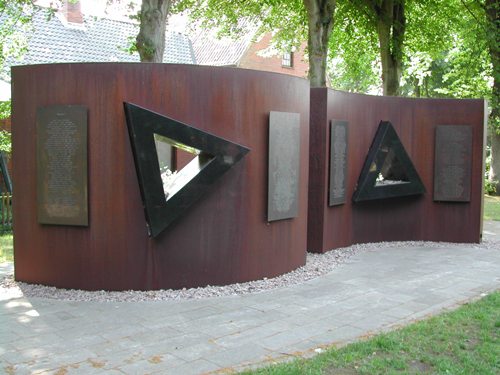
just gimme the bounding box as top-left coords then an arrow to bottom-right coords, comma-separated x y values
484,194 -> 500,221
0,232 -> 13,263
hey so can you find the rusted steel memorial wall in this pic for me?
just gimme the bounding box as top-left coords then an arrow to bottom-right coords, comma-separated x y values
12,64 -> 486,290
308,88 -> 486,253
12,64 -> 310,291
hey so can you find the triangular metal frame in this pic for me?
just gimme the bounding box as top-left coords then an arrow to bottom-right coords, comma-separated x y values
124,103 -> 250,237
352,121 -> 425,202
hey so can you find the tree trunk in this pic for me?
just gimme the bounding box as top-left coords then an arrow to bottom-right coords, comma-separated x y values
303,0 -> 336,87
136,0 -> 172,62
490,132 -> 500,192
372,0 -> 405,96
485,0 -> 500,192
489,77 -> 500,193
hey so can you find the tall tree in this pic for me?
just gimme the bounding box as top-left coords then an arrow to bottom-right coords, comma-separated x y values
303,0 -> 336,87
484,0 -> 499,191
332,0 -> 479,98
327,1 -> 381,93
348,0 -> 406,96
136,0 -> 174,62
371,0 -> 405,95
432,0 -> 499,192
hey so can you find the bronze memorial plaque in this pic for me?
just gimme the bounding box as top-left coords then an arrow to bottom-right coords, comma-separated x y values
268,111 -> 301,222
37,105 -> 88,225
434,125 -> 472,202
329,120 -> 348,206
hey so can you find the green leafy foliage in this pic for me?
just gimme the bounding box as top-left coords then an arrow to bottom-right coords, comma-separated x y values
0,100 -> 10,154
0,99 -> 10,119
327,2 -> 381,93
175,0 -> 307,52
324,0 -> 496,104
0,0 -> 39,71
485,179 -> 498,195
426,3 -> 492,99
0,130 -> 10,154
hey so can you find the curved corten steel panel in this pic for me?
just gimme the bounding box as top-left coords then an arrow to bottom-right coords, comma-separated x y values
12,63 -> 309,291
308,88 -> 486,253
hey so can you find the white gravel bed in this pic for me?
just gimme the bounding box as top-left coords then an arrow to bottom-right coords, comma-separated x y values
1,238 -> 498,302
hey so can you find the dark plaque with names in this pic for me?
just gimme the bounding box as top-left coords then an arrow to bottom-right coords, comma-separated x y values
329,120 -> 348,206
37,105 -> 88,226
268,111 -> 301,222
434,125 -> 472,202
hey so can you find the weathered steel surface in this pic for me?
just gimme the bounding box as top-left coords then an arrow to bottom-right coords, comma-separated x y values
308,89 -> 485,253
12,64 -> 310,291
36,105 -> 88,226
268,111 -> 301,221
434,125 -> 473,202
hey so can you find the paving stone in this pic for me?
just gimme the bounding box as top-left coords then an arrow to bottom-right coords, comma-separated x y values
310,325 -> 367,346
116,354 -> 186,375
276,338 -> 326,357
121,325 -> 181,345
349,313 -> 399,332
140,331 -> 214,354
166,358 -> 221,375
204,342 -> 272,368
98,349 -> 151,370
193,320 -> 243,338
168,341 -> 221,362
213,322 -> 287,348
30,360 -> 94,375
1,362 -> 32,375
382,305 -> 418,319
257,327 -> 319,351
2,224 -> 499,374
87,337 -> 142,357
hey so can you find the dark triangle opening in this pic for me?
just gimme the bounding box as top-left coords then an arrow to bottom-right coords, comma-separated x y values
374,148 -> 410,187
153,133 -> 215,201
124,102 -> 250,237
353,121 -> 425,202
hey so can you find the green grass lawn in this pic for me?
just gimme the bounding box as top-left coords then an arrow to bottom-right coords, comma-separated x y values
0,231 -> 13,263
243,291 -> 500,375
484,194 -> 500,221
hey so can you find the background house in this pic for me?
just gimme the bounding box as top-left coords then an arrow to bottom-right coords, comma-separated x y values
0,0 -> 196,194
0,0 -> 196,100
190,24 -> 309,79
1,0 -> 310,100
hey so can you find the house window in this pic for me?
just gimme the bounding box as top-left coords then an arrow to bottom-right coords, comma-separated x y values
282,52 -> 293,68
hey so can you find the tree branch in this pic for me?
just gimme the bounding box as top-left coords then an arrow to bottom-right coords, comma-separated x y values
460,0 -> 481,24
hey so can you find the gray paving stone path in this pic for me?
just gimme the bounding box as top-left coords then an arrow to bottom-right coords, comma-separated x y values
1,222 -> 499,374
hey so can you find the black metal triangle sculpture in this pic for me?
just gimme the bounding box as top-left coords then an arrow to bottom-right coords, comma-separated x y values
124,103 -> 250,237
352,121 -> 425,202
